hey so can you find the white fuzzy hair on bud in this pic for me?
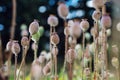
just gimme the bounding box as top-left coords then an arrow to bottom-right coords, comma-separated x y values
47,15 -> 58,27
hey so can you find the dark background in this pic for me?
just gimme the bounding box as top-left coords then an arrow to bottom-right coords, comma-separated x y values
0,0 -> 112,64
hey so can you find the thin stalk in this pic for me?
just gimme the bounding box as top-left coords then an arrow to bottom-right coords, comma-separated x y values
17,47 -> 28,80
14,55 -> 18,80
54,46 -> 57,79
82,32 -> 85,80
63,19 -> 68,79
50,26 -> 54,76
9,0 -> 17,76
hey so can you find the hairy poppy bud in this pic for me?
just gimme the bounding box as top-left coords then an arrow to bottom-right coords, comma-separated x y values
57,3 -> 69,19
47,15 -> 58,27
29,20 -> 39,35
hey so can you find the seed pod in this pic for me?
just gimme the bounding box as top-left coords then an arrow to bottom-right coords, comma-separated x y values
43,61 -> 52,76
21,29 -> 28,37
84,68 -> 90,77
29,20 -> 39,35
6,40 -> 13,51
101,14 -> 112,29
92,0 -> 105,9
64,27 -> 70,36
70,21 -> 82,38
111,57 -> 119,69
21,36 -> 29,47
11,41 -> 20,55
51,32 -> 60,45
52,46 -> 58,56
47,15 -> 58,27
66,48 -> 76,63
80,19 -> 89,32
57,3 -> 69,19
92,10 -> 101,21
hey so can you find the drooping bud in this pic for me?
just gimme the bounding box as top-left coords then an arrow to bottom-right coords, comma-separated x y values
101,14 -> 112,29
47,15 -> 58,27
57,3 -> 69,19
29,20 -> 39,35
70,21 -> 82,38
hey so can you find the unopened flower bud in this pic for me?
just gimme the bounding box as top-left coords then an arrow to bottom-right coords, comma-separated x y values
47,15 -> 58,27
29,20 -> 39,35
57,3 -> 69,19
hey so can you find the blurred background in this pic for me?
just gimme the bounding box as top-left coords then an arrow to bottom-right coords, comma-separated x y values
0,0 -> 120,74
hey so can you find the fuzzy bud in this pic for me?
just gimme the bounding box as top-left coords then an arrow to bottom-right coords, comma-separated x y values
57,3 -> 69,19
70,21 -> 82,38
80,19 -> 89,32
47,15 -> 58,27
51,32 -> 60,45
11,41 -> 20,55
29,20 -> 39,35
101,14 -> 112,29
